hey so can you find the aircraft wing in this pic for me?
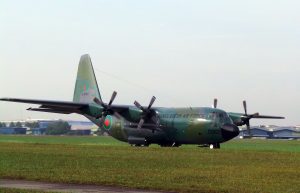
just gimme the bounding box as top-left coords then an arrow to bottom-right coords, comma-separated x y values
0,98 -> 89,114
0,97 -> 131,116
228,112 -> 284,127
251,114 -> 285,119
228,112 -> 284,119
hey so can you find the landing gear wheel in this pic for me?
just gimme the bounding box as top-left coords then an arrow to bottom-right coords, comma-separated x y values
160,144 -> 172,147
131,144 -> 149,147
209,143 -> 220,149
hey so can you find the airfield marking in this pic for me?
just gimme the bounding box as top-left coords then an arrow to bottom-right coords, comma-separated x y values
0,179 -> 169,193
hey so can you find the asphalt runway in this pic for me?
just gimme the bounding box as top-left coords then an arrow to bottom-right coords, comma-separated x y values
0,179 -> 169,193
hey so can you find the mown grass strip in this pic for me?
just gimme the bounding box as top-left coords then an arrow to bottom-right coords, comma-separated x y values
0,135 -> 299,152
0,135 -> 125,146
0,138 -> 299,193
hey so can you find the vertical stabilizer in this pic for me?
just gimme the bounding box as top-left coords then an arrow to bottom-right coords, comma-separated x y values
73,54 -> 101,103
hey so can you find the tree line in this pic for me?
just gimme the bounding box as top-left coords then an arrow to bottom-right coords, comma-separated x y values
0,120 -> 73,135
0,122 -> 23,127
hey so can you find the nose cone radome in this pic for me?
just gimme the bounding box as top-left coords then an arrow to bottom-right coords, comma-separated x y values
221,123 -> 240,141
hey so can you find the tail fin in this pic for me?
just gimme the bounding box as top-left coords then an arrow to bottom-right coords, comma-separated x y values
73,54 -> 101,103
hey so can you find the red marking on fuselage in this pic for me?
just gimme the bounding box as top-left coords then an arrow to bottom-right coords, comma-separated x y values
104,119 -> 110,127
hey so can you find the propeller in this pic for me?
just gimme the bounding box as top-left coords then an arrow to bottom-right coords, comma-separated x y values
242,100 -> 259,136
93,91 -> 118,126
134,96 -> 156,129
243,100 -> 247,115
213,98 -> 218,108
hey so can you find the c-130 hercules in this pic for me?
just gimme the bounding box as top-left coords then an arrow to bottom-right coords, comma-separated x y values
0,55 -> 284,149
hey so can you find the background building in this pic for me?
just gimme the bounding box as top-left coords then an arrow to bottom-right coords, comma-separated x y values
239,125 -> 300,139
0,119 -> 97,135
0,127 -> 27,135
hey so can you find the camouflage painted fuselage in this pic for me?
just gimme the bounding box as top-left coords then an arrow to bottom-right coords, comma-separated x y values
88,106 -> 239,146
70,54 -> 240,146
1,54 -> 282,147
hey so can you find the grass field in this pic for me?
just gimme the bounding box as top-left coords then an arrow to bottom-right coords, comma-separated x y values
0,135 -> 299,193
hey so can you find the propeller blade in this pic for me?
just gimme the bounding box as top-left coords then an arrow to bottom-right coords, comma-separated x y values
147,96 -> 156,109
134,100 -> 143,111
213,98 -> 217,108
137,118 -> 145,129
243,100 -> 247,115
108,91 -> 117,106
250,112 -> 259,118
93,97 -> 105,107
99,115 -> 105,126
246,122 -> 251,136
151,116 -> 158,123
113,112 -> 122,119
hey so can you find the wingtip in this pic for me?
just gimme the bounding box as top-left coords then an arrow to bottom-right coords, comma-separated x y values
0,98 -> 10,101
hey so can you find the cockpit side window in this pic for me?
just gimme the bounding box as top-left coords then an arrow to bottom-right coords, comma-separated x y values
208,112 -> 217,121
218,113 -> 224,123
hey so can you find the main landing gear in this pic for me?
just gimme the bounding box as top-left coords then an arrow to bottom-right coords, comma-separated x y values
209,143 -> 220,149
159,142 -> 181,147
131,144 -> 149,147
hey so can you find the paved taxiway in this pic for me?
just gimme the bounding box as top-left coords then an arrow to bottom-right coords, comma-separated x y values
0,179 -> 170,193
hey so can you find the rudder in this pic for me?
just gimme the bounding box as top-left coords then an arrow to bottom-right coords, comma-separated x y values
73,54 -> 101,103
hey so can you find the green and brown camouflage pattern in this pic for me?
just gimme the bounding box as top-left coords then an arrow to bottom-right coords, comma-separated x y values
73,54 -> 101,104
95,106 -> 238,146
0,54 -> 284,147
70,55 -> 239,146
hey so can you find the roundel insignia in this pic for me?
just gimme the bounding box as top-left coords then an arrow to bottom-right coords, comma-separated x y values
103,115 -> 113,130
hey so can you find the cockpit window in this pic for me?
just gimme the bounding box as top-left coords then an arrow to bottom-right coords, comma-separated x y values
208,112 -> 217,120
220,113 -> 225,122
208,112 -> 231,124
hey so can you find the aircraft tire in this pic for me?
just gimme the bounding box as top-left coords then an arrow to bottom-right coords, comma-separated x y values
209,143 -> 220,149
131,144 -> 149,147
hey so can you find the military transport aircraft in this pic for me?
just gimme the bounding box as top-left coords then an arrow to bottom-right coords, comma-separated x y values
0,55 -> 284,149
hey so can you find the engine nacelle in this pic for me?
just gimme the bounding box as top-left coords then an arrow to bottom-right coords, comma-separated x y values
102,115 -> 127,142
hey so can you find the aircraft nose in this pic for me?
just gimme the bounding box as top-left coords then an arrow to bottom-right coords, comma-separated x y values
221,123 -> 240,141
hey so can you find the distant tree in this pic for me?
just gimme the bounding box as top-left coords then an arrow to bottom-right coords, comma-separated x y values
9,122 -> 15,127
0,122 -> 3,127
25,122 -> 39,129
1,122 -> 6,127
45,120 -> 71,135
33,122 -> 39,128
15,122 -> 22,127
25,122 -> 30,127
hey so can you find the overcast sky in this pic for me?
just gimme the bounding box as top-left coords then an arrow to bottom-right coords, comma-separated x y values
0,0 -> 299,126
